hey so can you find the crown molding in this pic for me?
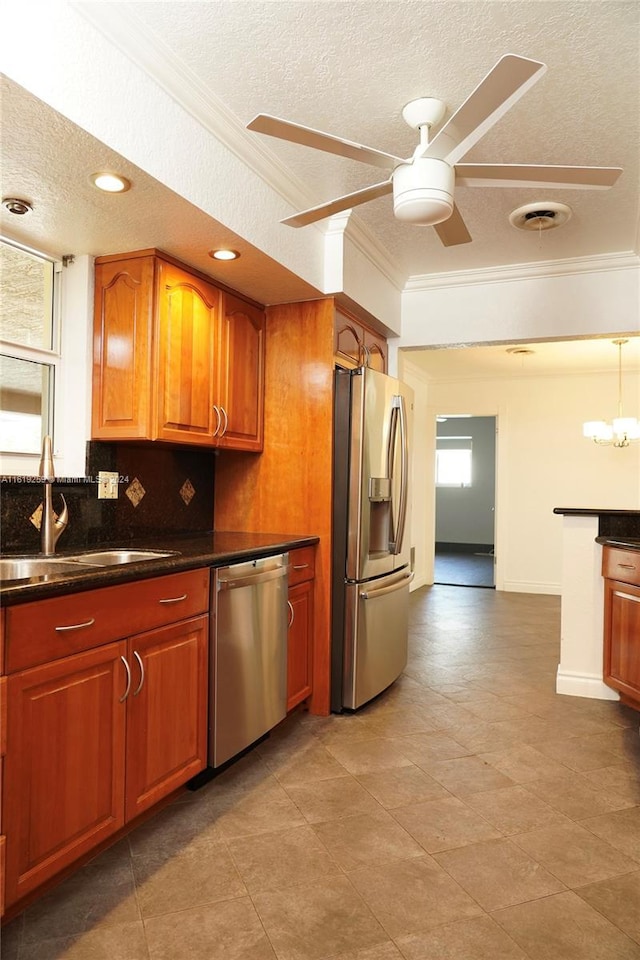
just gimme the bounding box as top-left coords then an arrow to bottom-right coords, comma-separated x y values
72,1 -> 313,214
73,1 -> 405,295
405,251 -> 640,292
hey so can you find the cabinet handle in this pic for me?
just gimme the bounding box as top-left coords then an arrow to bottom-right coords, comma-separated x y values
132,650 -> 145,696
617,563 -> 636,569
287,600 -> 295,627
54,617 -> 96,633
119,655 -> 132,703
220,405 -> 228,438
158,593 -> 188,604
293,563 -> 309,570
212,404 -> 221,438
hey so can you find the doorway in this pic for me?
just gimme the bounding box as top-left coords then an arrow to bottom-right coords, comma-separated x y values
433,415 -> 496,588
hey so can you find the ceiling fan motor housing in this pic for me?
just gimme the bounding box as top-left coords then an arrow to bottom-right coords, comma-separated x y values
392,158 -> 454,225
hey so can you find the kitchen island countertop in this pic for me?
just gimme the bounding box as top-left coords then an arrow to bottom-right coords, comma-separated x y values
0,531 -> 319,606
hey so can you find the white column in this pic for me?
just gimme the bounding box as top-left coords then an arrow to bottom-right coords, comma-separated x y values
556,514 -> 619,700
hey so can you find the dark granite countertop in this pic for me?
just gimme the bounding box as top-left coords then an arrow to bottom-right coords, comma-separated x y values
553,508 -> 640,516
596,536 -> 640,552
0,531 -> 319,606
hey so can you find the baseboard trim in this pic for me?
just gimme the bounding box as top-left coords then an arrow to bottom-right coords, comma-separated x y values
502,580 -> 560,595
556,669 -> 620,701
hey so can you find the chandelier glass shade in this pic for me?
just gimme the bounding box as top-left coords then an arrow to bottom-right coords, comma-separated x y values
583,339 -> 640,448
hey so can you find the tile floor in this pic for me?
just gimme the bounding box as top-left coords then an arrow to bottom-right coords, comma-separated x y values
3,584 -> 640,960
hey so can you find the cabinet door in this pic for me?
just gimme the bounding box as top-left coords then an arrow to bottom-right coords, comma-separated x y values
604,579 -> 640,705
92,256 -> 156,439
335,313 -> 364,369
287,580 -> 314,711
216,293 -> 265,451
156,261 -> 219,444
363,328 -> 388,373
3,643 -> 127,906
125,615 -> 208,821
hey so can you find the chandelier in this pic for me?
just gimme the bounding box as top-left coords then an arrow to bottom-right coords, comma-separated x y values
583,339 -> 640,447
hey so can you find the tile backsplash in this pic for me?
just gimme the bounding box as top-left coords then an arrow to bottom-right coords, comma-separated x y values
1,442 -> 215,553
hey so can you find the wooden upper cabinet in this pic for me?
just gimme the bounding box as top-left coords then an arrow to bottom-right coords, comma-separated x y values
334,309 -> 387,373
92,250 -> 265,450
92,255 -> 155,439
216,293 -> 265,451
156,261 -> 219,445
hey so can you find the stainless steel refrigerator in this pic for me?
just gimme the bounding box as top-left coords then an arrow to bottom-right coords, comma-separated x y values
331,366 -> 414,711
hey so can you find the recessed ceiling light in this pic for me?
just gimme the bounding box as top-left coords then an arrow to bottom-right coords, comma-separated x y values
209,249 -> 240,261
2,197 -> 33,215
90,172 -> 131,193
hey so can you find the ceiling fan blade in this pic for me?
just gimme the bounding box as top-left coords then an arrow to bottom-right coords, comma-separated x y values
423,54 -> 547,165
281,180 -> 393,228
455,163 -> 623,189
433,204 -> 472,246
247,114 -> 404,171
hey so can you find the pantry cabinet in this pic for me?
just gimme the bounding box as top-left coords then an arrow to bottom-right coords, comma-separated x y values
603,545 -> 640,710
92,249 -> 265,451
2,569 -> 209,908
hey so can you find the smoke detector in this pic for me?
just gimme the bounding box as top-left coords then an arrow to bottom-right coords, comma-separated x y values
509,201 -> 572,231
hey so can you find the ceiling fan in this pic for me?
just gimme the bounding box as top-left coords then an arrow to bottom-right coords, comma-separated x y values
247,54 -> 622,246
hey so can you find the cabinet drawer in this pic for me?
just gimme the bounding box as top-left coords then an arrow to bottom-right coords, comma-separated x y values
5,569 -> 210,673
288,547 -> 316,586
603,547 -> 640,587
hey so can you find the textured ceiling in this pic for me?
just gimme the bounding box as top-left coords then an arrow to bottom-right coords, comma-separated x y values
1,1 -> 638,378
123,0 -> 639,277
405,334 -> 640,380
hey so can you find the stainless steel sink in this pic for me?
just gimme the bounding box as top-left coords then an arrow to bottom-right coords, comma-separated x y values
69,549 -> 178,566
0,549 -> 178,582
0,558 -> 102,581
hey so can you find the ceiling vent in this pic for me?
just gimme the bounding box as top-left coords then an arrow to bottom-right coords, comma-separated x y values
509,201 -> 572,231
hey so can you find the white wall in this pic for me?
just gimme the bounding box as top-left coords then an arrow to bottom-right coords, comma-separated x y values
398,358 -> 434,590
402,260 -> 640,347
406,367 -> 640,596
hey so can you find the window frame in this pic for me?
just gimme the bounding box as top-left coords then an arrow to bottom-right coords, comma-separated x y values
0,234 -> 64,469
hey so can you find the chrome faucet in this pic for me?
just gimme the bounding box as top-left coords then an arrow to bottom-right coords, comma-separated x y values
38,435 -> 68,555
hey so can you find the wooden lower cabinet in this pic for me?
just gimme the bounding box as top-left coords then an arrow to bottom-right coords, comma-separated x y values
2,614 -> 208,908
4,642 -> 127,905
287,580 -> 314,711
125,616 -> 208,820
287,547 -> 315,711
603,546 -> 640,709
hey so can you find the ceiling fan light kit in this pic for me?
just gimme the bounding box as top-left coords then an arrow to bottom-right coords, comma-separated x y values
393,158 -> 454,225
247,53 -> 622,247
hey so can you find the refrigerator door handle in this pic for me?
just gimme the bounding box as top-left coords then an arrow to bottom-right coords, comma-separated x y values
389,394 -> 409,554
360,571 -> 414,600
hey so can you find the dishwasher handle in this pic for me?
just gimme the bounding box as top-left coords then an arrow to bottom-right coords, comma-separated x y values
217,565 -> 289,591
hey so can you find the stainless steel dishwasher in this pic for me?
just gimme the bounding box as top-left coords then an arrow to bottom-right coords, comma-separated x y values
210,553 -> 289,768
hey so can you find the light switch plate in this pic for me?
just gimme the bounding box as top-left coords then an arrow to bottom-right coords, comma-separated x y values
97,471 -> 119,500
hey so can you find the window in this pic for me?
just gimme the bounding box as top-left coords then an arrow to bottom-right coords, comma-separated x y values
0,237 -> 61,458
436,436 -> 472,486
